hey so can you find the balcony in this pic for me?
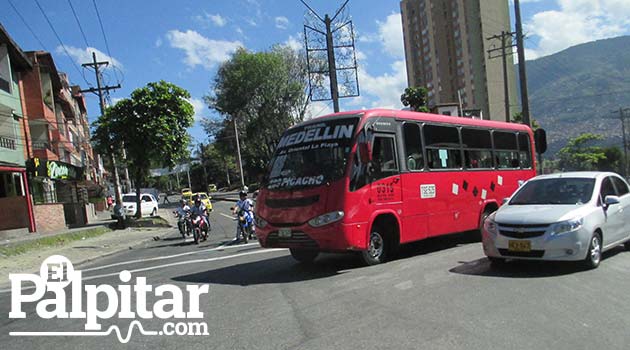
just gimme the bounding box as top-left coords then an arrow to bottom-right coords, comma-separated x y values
0,136 -> 17,150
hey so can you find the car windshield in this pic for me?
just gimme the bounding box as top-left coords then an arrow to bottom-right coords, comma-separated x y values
266,117 -> 358,191
509,178 -> 596,205
122,195 -> 136,203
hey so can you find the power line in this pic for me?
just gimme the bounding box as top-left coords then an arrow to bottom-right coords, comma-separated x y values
67,0 -> 91,48
33,0 -> 91,86
7,0 -> 48,51
91,0 -> 120,83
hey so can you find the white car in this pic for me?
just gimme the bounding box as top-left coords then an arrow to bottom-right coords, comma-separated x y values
482,172 -> 630,268
122,193 -> 159,217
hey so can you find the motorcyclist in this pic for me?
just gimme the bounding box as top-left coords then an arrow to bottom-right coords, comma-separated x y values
233,190 -> 255,242
174,199 -> 190,236
190,196 -> 210,240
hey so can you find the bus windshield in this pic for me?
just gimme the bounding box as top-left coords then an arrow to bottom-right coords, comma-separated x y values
266,117 -> 359,191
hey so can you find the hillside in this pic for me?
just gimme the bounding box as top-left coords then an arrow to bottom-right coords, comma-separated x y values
525,35 -> 630,156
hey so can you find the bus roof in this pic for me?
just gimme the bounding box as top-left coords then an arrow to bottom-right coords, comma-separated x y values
303,108 -> 532,133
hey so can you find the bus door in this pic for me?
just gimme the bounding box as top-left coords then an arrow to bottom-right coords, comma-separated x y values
369,134 -> 402,208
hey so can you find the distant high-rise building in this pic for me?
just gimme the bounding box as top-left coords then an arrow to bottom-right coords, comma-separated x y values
400,0 -> 518,121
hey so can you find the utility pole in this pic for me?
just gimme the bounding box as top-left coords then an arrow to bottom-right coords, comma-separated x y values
302,0 -> 359,112
80,52 -> 122,202
514,0 -> 531,127
233,117 -> 245,189
487,31 -> 517,123
612,108 -> 630,177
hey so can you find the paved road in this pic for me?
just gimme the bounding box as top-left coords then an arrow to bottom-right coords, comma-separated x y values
1,199 -> 629,350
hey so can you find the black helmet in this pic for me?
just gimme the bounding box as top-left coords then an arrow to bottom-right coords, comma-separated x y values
239,190 -> 247,197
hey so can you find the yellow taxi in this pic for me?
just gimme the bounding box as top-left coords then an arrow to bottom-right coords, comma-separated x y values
194,192 -> 213,211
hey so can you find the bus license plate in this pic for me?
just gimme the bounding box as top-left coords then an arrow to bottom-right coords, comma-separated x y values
508,240 -> 531,252
278,228 -> 292,238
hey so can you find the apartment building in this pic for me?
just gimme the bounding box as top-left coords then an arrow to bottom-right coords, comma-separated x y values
400,0 -> 518,121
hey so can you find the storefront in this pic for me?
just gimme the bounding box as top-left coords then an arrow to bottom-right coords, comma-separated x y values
26,158 -> 89,230
0,163 -> 35,232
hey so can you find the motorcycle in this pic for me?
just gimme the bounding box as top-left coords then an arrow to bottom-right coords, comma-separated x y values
174,210 -> 192,239
191,213 -> 209,244
235,208 -> 255,243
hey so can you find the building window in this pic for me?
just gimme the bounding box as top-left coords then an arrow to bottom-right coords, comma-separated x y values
0,44 -> 11,93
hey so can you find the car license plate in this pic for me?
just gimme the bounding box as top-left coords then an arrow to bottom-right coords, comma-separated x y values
278,228 -> 292,238
508,240 -> 531,252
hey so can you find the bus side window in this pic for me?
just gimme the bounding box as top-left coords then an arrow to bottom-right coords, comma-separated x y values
518,133 -> 532,168
403,123 -> 424,171
371,136 -> 399,180
423,124 -> 461,170
462,128 -> 492,169
493,131 -> 519,169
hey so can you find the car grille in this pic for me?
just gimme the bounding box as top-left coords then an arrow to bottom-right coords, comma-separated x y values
266,231 -> 319,249
497,223 -> 549,239
265,195 -> 320,208
498,249 -> 545,258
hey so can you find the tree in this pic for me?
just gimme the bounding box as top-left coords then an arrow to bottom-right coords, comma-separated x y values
94,81 -> 194,218
511,111 -> 540,130
204,45 -> 310,181
557,133 -> 607,171
400,86 -> 429,112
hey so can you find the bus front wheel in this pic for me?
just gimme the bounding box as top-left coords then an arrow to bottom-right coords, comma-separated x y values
361,229 -> 387,266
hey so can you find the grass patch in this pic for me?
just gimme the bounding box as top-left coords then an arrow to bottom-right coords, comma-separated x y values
0,226 -> 111,258
126,216 -> 171,228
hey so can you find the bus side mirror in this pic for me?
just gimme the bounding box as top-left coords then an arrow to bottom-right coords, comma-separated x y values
534,128 -> 547,154
358,142 -> 372,164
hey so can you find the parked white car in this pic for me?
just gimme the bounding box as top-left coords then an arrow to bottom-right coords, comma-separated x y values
482,172 -> 630,268
122,193 -> 159,217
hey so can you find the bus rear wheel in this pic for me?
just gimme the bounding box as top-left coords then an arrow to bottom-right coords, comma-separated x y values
361,229 -> 387,266
290,249 -> 318,264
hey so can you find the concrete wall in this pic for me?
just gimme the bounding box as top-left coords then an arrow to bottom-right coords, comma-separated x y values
0,196 -> 29,230
33,203 -> 66,232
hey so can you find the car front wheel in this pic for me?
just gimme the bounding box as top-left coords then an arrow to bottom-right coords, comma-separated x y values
583,233 -> 602,269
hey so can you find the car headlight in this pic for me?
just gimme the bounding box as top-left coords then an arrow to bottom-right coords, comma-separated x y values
308,211 -> 345,227
550,218 -> 584,235
255,216 -> 268,229
484,213 -> 498,234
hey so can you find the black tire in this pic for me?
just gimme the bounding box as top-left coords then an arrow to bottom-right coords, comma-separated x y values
290,249 -> 318,263
242,226 -> 248,244
193,228 -> 200,245
583,232 -> 602,269
625,240 -> 630,251
151,208 -> 157,217
178,222 -> 186,239
361,228 -> 387,266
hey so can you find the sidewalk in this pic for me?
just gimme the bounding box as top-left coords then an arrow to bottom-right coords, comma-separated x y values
0,209 -> 175,288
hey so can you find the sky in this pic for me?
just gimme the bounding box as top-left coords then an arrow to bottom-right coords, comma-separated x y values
2,0 -> 630,144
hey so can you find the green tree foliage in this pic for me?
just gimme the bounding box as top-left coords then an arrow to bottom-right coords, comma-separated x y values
400,86 -> 429,112
93,81 -> 194,217
557,133 -> 616,171
511,111 -> 541,130
204,46 -> 309,181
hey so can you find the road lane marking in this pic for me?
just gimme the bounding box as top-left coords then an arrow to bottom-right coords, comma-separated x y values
220,213 -> 236,220
0,248 -> 286,293
80,242 -> 261,272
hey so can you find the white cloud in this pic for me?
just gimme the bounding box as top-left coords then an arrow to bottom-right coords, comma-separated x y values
376,13 -> 405,58
306,101 -> 335,120
155,37 -> 163,48
524,0 -> 630,59
275,16 -> 289,30
166,30 -> 243,70
284,34 -> 302,51
193,12 -> 227,27
356,60 -> 407,109
56,46 -> 123,70
187,97 -> 208,121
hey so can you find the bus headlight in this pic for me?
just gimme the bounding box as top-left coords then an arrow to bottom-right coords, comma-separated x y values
256,216 -> 268,229
308,211 -> 345,227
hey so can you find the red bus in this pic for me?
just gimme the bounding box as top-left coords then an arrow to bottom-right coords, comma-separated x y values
254,109 -> 536,265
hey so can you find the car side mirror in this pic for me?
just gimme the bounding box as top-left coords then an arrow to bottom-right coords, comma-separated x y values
358,142 -> 372,164
502,197 -> 510,205
604,195 -> 620,208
